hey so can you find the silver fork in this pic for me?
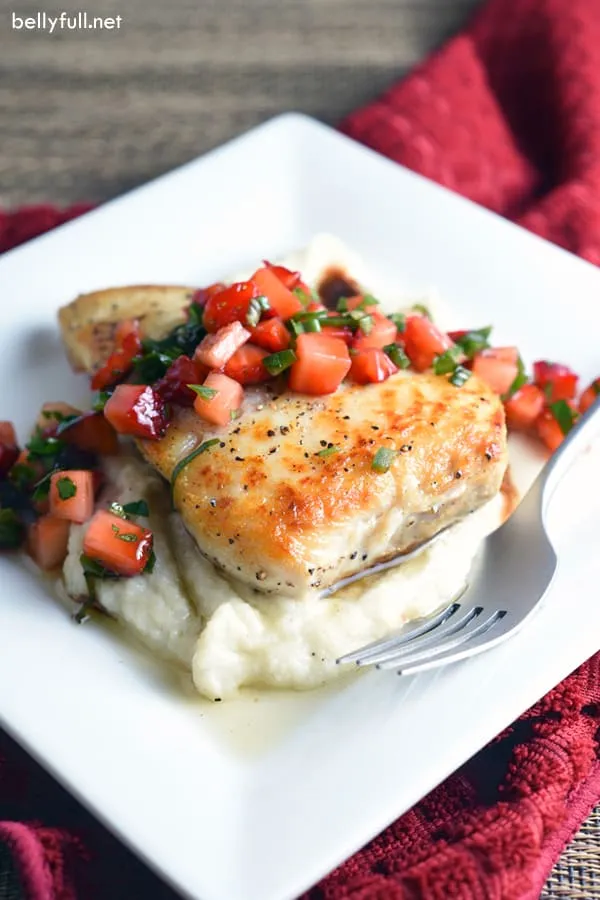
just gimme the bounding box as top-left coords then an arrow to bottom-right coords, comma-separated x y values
336,394 -> 600,677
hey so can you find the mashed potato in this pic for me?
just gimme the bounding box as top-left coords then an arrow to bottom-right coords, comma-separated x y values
61,237 -> 507,700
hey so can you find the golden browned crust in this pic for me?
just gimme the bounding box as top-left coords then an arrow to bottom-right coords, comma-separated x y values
138,371 -> 508,595
58,285 -> 195,372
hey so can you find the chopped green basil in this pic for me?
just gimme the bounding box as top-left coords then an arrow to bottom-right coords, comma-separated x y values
110,501 -> 128,519
383,344 -> 410,369
26,432 -> 64,458
263,349 -> 297,376
245,295 -> 270,327
449,365 -> 472,387
42,409 -> 78,425
502,355 -> 527,400
9,463 -> 37,490
433,348 -> 461,375
80,553 -> 112,578
188,384 -> 219,401
170,439 -> 220,500
388,313 -> 406,333
361,294 -> 380,308
549,400 -> 577,435
0,509 -> 25,550
122,499 -> 149,518
118,531 -> 139,543
336,296 -> 349,312
317,445 -> 340,458
92,391 -> 111,412
300,316 -> 322,333
144,549 -> 157,574
371,447 -> 398,473
56,475 -> 77,501
412,303 -> 432,319
452,326 -> 492,359
132,349 -> 178,383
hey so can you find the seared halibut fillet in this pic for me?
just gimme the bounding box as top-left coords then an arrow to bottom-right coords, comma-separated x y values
138,372 -> 507,597
59,285 -> 193,373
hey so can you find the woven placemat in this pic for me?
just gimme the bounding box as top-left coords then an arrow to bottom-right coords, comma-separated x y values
542,808 -> 600,899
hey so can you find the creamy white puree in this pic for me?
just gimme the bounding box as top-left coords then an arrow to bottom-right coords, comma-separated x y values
60,235 -> 507,700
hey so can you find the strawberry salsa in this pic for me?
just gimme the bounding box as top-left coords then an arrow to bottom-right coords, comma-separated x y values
1,260 -> 598,610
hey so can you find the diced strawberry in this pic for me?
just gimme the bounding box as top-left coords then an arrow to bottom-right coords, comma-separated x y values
250,317 -> 291,352
83,510 -> 153,577
91,319 -> 142,390
104,385 -> 169,440
49,470 -> 95,524
579,377 -> 600,414
27,515 -> 71,570
195,321 -> 251,369
352,316 -> 398,351
472,348 -> 519,395
59,412 -> 119,456
193,373 -> 244,426
533,360 -> 579,402
251,267 -> 303,319
154,355 -> 208,407
403,315 -> 454,371
202,282 -> 259,333
190,283 -> 226,310
503,384 -> 545,430
349,348 -> 398,384
0,421 -> 19,478
288,333 -> 351,395
224,344 -> 270,385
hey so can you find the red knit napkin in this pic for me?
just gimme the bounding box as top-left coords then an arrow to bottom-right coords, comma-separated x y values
3,0 -> 600,897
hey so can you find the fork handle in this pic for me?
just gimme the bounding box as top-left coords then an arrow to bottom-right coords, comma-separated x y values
539,393 -> 600,514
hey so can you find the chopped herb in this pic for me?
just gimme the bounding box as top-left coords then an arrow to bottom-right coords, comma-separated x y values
300,316 -> 322,333
110,502 -> 128,519
317,445 -> 340,458
119,531 -> 139,543
549,400 -> 577,435
0,509 -> 25,549
42,409 -> 77,424
245,295 -> 270,327
122,499 -> 149,518
92,391 -> 111,412
80,553 -> 114,578
452,326 -> 492,359
412,303 -> 431,319
361,294 -> 380,307
32,474 -> 52,503
26,432 -> 64,458
371,447 -> 398,473
357,314 -> 374,335
383,344 -> 410,369
56,476 -> 77,500
171,439 -> 220,499
389,313 -> 407,333
502,355 -> 527,399
132,348 -> 179,383
73,596 -> 95,624
449,365 -> 472,387
263,349 -> 297,376
287,318 -> 305,338
293,309 -> 328,322
433,348 -> 461,375
336,296 -> 349,312
9,462 -> 37,490
144,549 -> 157,574
230,409 -> 242,421
188,384 -> 219,401
187,303 -> 204,326
293,287 -> 312,306
315,315 -> 347,328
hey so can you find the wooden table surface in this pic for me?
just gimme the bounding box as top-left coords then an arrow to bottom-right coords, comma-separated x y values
1,0 -> 479,206
1,1 -> 595,898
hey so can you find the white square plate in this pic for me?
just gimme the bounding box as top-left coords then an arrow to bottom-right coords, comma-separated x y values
1,114 -> 599,900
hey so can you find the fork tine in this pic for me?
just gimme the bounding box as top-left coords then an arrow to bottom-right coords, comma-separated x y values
376,609 -> 507,670
369,605 -> 484,667
336,602 -> 460,666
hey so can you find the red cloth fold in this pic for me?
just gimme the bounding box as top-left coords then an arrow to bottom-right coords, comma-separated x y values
3,0 -> 600,897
